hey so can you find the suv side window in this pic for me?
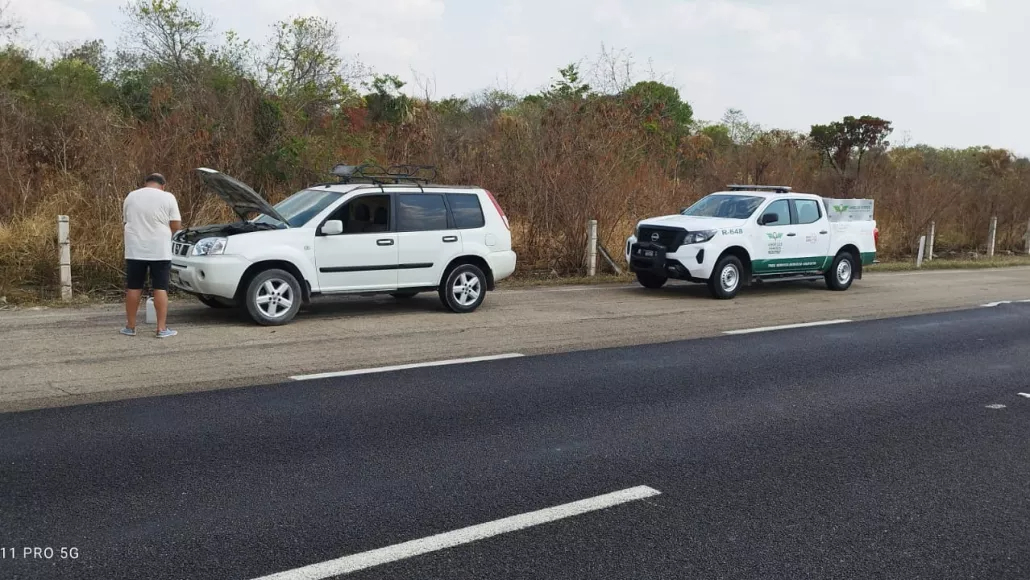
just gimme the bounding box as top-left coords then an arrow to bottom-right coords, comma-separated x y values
446,193 -> 485,229
327,194 -> 391,234
398,194 -> 449,232
761,200 -> 790,226
794,199 -> 822,225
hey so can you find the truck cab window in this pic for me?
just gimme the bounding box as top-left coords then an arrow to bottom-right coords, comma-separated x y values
761,200 -> 790,226
794,200 -> 822,225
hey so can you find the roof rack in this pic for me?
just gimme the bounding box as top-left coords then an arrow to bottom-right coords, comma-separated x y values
727,184 -> 792,193
329,163 -> 438,185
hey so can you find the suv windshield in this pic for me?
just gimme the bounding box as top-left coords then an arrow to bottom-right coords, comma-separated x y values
681,194 -> 763,219
254,189 -> 344,227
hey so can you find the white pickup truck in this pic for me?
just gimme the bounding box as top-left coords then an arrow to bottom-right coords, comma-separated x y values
624,185 -> 878,299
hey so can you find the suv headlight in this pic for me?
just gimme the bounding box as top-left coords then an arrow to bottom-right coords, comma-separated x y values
685,230 -> 717,244
192,237 -> 228,256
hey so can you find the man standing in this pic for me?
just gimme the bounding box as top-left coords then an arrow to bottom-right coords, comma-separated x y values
122,173 -> 181,338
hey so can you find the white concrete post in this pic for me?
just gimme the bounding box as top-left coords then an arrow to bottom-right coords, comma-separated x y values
987,216 -> 997,259
586,219 -> 598,277
927,221 -> 935,262
1024,218 -> 1030,255
916,235 -> 926,268
58,215 -> 72,301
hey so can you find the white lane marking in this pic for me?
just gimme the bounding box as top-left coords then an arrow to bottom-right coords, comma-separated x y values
982,299 -> 1030,307
250,485 -> 662,580
290,353 -> 525,381
723,319 -> 853,335
1018,393 -> 1030,399
986,404 -> 1007,409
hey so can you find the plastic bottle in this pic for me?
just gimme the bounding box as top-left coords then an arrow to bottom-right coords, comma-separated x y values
145,297 -> 156,324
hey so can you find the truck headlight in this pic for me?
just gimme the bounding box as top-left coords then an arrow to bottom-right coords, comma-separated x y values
192,237 -> 227,256
685,230 -> 717,244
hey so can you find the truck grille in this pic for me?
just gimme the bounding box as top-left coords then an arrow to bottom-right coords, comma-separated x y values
172,242 -> 191,257
637,226 -> 687,251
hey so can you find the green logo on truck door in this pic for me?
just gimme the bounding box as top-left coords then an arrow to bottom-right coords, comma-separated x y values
766,232 -> 784,240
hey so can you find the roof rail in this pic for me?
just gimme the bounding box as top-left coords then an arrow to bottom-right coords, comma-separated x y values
727,184 -> 792,193
329,163 -> 438,185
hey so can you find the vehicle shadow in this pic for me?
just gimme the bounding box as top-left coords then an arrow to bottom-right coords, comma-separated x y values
619,279 -> 831,300
170,293 -> 449,326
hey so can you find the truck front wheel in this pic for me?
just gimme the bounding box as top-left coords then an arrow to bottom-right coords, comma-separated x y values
708,255 -> 743,300
825,252 -> 855,291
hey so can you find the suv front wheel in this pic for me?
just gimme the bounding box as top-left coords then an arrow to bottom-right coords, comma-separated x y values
244,268 -> 302,325
440,264 -> 487,313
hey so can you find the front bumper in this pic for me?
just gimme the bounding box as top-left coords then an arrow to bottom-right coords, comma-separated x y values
169,255 -> 251,299
625,236 -> 713,281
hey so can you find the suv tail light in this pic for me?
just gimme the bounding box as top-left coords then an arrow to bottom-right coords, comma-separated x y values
485,190 -> 510,230
873,226 -> 879,247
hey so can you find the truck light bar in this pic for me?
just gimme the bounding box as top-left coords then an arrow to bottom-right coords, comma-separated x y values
727,184 -> 792,193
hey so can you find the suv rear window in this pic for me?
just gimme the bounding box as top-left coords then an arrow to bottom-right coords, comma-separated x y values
398,194 -> 449,232
447,193 -> 485,229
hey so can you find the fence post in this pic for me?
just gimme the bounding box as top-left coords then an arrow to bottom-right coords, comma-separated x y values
586,219 -> 598,277
987,216 -> 997,259
916,235 -> 926,268
927,221 -> 935,262
58,215 -> 72,301
1025,218 -> 1030,255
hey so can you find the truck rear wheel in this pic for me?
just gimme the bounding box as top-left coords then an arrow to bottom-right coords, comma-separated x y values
708,255 -> 743,300
635,272 -> 667,289
825,252 -> 855,291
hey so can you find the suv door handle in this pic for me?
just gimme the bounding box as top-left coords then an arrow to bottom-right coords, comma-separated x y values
820,230 -> 828,235
376,239 -> 394,246
786,233 -> 797,237
442,236 -> 458,243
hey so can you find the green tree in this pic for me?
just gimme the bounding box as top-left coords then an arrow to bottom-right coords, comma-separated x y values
119,0 -> 214,79
364,74 -> 412,124
810,115 -> 893,192
621,80 -> 693,129
542,63 -> 591,101
262,16 -> 353,103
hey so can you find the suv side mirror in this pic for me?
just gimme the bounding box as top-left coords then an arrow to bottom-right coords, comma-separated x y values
760,213 -> 779,225
321,220 -> 343,236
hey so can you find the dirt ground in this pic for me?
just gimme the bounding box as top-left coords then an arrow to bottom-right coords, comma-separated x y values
2,266 -> 1029,412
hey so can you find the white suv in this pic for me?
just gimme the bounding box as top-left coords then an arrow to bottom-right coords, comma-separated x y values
170,164 -> 517,325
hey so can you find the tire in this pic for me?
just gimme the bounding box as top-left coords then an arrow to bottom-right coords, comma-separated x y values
825,252 -> 855,291
197,295 -> 235,309
390,291 -> 420,299
708,255 -> 744,300
244,268 -> 302,326
439,263 -> 487,313
635,271 -> 668,289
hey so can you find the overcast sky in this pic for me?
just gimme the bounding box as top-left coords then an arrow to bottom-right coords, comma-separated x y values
6,0 -> 1027,154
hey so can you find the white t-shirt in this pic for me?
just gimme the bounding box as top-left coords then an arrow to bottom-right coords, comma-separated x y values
123,187 -> 181,261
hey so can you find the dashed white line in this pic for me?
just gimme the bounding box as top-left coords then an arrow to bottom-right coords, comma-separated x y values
723,319 -> 853,335
986,404 -> 1007,410
982,299 -> 1030,307
1018,393 -> 1030,399
290,353 -> 525,381
250,485 -> 662,580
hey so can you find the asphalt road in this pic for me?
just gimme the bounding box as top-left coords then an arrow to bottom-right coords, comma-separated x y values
2,303 -> 1030,579
2,266 -> 1030,412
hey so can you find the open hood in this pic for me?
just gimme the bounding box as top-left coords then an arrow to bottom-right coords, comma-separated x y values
195,167 -> 290,226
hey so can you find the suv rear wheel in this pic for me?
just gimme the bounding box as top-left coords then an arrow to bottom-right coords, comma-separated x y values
440,264 -> 487,313
244,269 -> 302,325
